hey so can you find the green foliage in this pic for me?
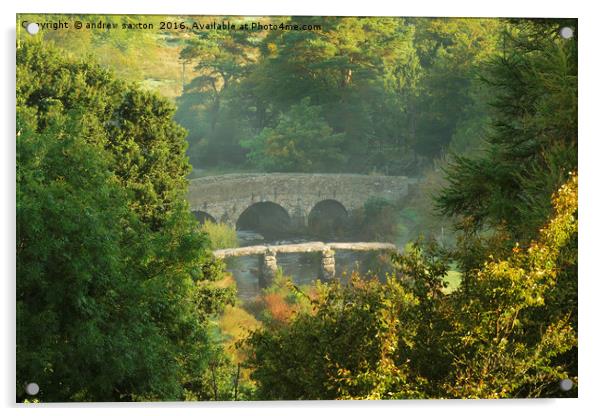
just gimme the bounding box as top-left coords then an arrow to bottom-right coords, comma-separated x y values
351,198 -> 403,243
182,340 -> 247,401
437,20 -> 578,240
244,275 -> 424,400
22,16 -> 507,176
17,105 -> 171,401
242,98 -> 346,172
17,40 -> 233,401
178,17 -> 424,174
176,25 -> 256,167
16,38 -> 190,230
109,89 -> 190,229
443,174 -> 577,398
200,221 -> 239,250
245,174 -> 578,399
411,18 -> 501,159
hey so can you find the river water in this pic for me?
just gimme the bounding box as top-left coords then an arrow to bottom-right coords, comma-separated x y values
227,230 -> 394,301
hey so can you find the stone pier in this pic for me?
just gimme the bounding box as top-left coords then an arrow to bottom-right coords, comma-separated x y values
260,248 -> 278,286
320,248 -> 336,281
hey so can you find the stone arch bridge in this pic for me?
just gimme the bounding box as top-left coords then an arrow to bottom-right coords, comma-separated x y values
187,173 -> 414,228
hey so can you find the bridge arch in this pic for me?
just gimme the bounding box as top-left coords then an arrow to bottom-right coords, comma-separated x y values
308,199 -> 349,237
236,201 -> 292,236
192,210 -> 216,225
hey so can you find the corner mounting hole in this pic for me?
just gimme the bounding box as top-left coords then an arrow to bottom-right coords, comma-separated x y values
26,22 -> 40,35
25,382 -> 39,395
559,27 -> 574,39
559,378 -> 573,391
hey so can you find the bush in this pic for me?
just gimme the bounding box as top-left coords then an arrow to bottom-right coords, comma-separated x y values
201,221 -> 239,250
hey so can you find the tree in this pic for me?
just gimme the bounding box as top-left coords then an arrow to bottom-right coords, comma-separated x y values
437,19 -> 578,240
17,40 -> 235,401
242,98 -> 346,172
255,17 -> 420,174
180,28 -> 254,133
410,18 -> 502,159
176,26 -> 257,167
441,173 -> 577,398
17,39 -> 192,230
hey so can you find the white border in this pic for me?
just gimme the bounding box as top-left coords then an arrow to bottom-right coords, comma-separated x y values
3,1 -> 599,415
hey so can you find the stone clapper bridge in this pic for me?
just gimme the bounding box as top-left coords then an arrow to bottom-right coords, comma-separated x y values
213,241 -> 398,285
188,173 -> 414,284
